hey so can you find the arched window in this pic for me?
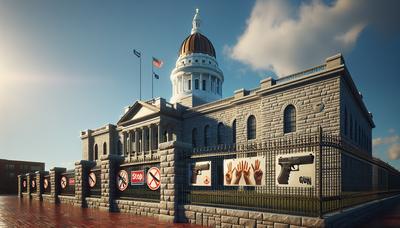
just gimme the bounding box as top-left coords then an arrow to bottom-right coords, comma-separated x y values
94,144 -> 98,160
204,125 -> 210,146
192,128 -> 197,147
247,115 -> 256,140
232,119 -> 236,144
103,142 -> 107,155
284,105 -> 296,133
217,123 -> 224,145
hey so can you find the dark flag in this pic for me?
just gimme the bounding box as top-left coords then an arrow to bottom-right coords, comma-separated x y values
133,49 -> 141,58
153,72 -> 160,79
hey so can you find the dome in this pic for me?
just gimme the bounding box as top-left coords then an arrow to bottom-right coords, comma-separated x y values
179,33 -> 216,58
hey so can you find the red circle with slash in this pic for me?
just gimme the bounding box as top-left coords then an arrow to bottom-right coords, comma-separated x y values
44,179 -> 49,189
60,176 -> 67,189
117,170 -> 128,191
146,167 -> 161,191
88,172 -> 96,188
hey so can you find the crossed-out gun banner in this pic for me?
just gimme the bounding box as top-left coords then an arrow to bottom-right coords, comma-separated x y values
276,152 -> 315,187
224,156 -> 266,186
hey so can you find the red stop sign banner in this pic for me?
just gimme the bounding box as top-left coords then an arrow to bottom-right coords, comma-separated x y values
69,178 -> 75,185
131,170 -> 145,185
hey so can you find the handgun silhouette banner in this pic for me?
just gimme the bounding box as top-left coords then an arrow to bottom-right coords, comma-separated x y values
276,152 -> 315,187
189,161 -> 212,186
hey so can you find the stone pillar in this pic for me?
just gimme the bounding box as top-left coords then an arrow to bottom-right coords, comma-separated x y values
26,173 -> 32,198
75,160 -> 96,207
17,175 -> 23,198
159,141 -> 191,223
149,125 -> 153,151
50,167 -> 66,204
100,154 -> 123,212
34,171 -> 44,201
135,129 -> 140,154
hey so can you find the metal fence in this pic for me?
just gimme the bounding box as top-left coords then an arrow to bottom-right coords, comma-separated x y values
183,130 -> 400,217
116,162 -> 160,202
88,168 -> 101,197
60,171 -> 75,196
43,175 -> 51,194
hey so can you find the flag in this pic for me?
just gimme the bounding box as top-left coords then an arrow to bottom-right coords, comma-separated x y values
153,72 -> 159,79
152,57 -> 163,68
133,49 -> 141,58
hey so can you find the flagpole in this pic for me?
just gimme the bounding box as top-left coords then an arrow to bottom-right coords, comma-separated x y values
151,60 -> 154,99
139,54 -> 142,100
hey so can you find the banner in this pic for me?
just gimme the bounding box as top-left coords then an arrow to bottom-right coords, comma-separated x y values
223,156 -> 265,186
189,161 -> 211,186
275,152 -> 315,187
131,170 -> 145,185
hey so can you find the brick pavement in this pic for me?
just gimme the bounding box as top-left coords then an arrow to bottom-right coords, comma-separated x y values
0,196 -> 204,228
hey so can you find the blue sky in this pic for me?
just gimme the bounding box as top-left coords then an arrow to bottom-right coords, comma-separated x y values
1,0 -> 399,170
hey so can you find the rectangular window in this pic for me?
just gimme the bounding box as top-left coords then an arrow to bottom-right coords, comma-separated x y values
202,80 -> 206,91
188,80 -> 191,90
195,79 -> 199,90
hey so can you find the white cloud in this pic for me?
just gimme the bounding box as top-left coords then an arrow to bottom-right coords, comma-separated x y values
388,144 -> 400,160
373,135 -> 400,146
228,0 -> 400,77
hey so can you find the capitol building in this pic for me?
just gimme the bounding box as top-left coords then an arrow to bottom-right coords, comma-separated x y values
80,9 -> 374,185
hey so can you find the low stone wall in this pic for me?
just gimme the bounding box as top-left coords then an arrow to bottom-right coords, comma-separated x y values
183,205 -> 323,228
58,195 -> 75,206
86,197 -> 102,209
115,199 -> 160,217
21,192 -> 30,198
42,194 -> 54,203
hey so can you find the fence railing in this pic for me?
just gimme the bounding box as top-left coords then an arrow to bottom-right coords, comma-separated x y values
116,162 -> 160,202
184,131 -> 400,217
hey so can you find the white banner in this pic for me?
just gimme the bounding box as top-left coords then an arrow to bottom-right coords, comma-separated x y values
275,152 -> 315,187
189,161 -> 211,186
223,156 -> 266,186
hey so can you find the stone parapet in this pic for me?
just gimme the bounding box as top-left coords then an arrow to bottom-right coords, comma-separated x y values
51,167 -> 66,204
74,160 -> 96,207
115,199 -> 160,217
158,141 -> 191,223
182,205 -> 324,228
100,154 -> 124,212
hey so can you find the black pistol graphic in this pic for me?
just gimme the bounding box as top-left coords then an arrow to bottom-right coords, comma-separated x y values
277,154 -> 314,184
191,163 -> 210,184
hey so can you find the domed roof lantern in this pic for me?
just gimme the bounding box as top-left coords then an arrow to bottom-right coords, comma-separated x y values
191,8 -> 201,34
179,8 -> 216,58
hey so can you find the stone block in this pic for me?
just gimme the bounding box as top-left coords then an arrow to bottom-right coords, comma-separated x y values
249,212 -> 263,220
222,216 -> 239,224
274,223 -> 289,228
301,217 -> 324,227
222,223 -> 233,228
239,218 -> 256,228
227,210 -> 249,219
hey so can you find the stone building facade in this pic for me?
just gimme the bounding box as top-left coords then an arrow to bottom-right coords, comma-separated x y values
19,9 -> 400,228
80,10 -> 374,191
